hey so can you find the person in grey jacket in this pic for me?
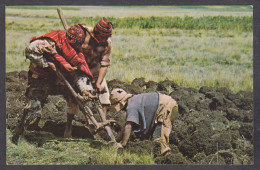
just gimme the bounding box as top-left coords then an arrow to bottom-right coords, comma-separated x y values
110,88 -> 178,155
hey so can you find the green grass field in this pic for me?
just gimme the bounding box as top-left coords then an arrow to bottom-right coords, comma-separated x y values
6,6 -> 253,92
6,129 -> 155,165
5,6 -> 253,91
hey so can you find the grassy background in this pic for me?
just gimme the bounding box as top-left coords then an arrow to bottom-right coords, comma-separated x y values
6,6 -> 252,18
5,5 -> 253,165
6,129 -> 155,165
5,6 -> 253,92
6,6 -> 253,91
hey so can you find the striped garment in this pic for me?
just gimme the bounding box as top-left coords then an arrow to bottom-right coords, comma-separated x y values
30,30 -> 93,78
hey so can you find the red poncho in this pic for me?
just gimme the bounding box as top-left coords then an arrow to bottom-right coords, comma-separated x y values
30,30 -> 93,78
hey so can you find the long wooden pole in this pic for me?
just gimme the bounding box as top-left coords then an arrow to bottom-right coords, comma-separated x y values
57,8 -> 69,30
56,8 -> 116,142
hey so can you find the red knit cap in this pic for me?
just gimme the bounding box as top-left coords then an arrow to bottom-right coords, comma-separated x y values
66,24 -> 86,45
94,17 -> 113,38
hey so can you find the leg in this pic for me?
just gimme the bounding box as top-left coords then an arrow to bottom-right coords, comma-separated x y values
24,99 -> 42,129
159,124 -> 172,155
152,123 -> 171,156
101,105 -> 107,118
98,78 -> 111,119
64,113 -> 74,138
11,72 -> 49,144
153,94 -> 177,155
157,99 -> 178,155
11,98 -> 42,144
64,97 -> 79,138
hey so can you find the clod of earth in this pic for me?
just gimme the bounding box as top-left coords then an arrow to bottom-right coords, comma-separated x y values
6,71 -> 253,164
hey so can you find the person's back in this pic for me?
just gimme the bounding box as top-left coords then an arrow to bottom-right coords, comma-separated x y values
126,93 -> 159,137
11,24 -> 92,143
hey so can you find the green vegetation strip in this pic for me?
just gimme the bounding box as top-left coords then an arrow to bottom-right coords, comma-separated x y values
107,16 -> 252,31
6,15 -> 252,32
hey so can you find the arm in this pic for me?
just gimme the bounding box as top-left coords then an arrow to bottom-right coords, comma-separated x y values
52,53 -> 77,72
116,126 -> 124,142
96,66 -> 108,91
28,38 -> 76,72
96,40 -> 111,91
120,121 -> 133,147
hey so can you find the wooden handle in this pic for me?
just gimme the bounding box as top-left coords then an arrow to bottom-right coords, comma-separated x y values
57,8 -> 68,30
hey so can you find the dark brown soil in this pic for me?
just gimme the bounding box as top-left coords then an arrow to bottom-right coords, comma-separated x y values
6,72 -> 254,164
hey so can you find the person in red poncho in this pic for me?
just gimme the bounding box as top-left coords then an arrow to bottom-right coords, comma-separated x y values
11,24 -> 94,143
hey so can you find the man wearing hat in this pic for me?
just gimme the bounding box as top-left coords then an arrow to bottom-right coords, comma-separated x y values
12,24 -> 94,143
110,88 -> 179,155
78,17 -> 114,127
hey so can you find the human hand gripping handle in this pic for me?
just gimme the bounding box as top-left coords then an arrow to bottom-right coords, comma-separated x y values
96,83 -> 105,92
48,62 -> 56,71
48,61 -> 77,72
52,53 -> 78,72
95,66 -> 108,92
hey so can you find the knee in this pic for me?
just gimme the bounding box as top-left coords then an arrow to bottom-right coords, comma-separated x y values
67,102 -> 79,115
99,93 -> 111,105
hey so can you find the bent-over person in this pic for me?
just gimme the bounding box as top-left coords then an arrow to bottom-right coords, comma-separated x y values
11,24 -> 93,143
110,88 -> 179,155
